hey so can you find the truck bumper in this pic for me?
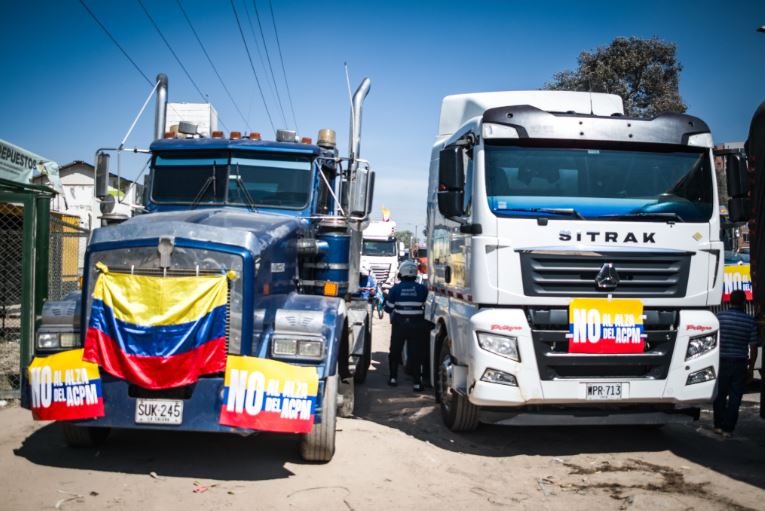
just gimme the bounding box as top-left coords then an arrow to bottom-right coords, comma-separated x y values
461,308 -> 718,414
21,372 -> 327,434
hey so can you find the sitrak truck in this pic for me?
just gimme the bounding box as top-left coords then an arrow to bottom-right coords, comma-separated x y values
22,74 -> 376,462
426,91 -> 722,430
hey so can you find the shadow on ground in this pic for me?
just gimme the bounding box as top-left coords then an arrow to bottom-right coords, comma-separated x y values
14,423 -> 299,481
354,350 -> 765,491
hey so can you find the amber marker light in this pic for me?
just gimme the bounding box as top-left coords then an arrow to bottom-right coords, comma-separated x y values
230,131 -> 242,139
249,132 -> 262,140
323,282 -> 339,297
301,137 -> 313,144
211,131 -> 224,138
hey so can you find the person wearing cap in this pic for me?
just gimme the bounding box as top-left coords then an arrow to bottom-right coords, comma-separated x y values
384,260 -> 429,390
714,289 -> 760,437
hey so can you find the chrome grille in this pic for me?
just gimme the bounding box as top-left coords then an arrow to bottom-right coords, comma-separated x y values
527,308 -> 678,380
519,250 -> 692,298
370,263 -> 391,282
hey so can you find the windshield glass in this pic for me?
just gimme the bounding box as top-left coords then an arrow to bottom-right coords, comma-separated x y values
484,144 -> 714,222
152,155 -> 228,204
363,240 -> 397,257
228,154 -> 312,208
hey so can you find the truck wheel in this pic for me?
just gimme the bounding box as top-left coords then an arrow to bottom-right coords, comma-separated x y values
300,372 -> 337,462
353,317 -> 372,384
61,423 -> 110,447
437,342 -> 479,432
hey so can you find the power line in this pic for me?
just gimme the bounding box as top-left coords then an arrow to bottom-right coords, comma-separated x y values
175,0 -> 251,131
242,0 -> 284,127
229,0 -> 276,134
136,0 -> 228,131
78,0 -> 152,86
252,0 -> 288,129
267,0 -> 299,132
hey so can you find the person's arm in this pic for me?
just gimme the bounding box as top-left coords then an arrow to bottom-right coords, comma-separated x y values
384,286 -> 397,314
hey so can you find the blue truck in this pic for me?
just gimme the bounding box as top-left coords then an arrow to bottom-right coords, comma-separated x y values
22,74 -> 375,462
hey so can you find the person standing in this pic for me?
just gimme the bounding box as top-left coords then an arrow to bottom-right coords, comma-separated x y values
384,261 -> 429,391
714,289 -> 759,437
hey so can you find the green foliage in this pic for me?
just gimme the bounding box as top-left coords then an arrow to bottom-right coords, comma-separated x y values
395,230 -> 413,247
544,37 -> 686,117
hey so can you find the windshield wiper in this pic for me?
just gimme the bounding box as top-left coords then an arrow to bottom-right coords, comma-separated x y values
232,163 -> 259,212
596,212 -> 684,223
191,162 -> 217,209
500,207 -> 585,220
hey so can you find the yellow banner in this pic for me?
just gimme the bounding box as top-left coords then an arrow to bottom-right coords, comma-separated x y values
220,356 -> 319,433
568,298 -> 644,353
722,264 -> 752,302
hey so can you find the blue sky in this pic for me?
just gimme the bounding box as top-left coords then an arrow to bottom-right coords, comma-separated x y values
2,0 -> 765,232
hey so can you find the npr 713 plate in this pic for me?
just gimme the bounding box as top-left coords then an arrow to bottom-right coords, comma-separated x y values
135,398 -> 183,425
585,383 -> 627,400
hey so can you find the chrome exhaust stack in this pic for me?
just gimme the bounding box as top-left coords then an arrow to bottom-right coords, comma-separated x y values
154,73 -> 168,140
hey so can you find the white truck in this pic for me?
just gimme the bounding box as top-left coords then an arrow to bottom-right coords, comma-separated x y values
426,91 -> 722,430
361,220 -> 399,290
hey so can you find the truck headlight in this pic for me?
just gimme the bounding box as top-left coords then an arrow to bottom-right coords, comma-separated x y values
37,332 -> 59,349
477,332 -> 520,361
686,332 -> 717,360
271,336 -> 324,360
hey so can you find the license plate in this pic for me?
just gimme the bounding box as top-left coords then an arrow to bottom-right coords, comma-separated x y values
135,399 -> 183,425
585,383 -> 626,400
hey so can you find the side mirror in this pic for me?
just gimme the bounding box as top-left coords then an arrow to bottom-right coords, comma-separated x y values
349,166 -> 374,218
95,152 -> 110,199
725,153 -> 749,198
437,146 -> 465,218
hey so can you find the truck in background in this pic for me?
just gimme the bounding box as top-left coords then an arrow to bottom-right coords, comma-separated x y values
426,90 -> 721,430
25,73 -> 376,462
361,217 -> 399,290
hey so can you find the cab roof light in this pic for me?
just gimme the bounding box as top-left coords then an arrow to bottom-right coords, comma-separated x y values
211,130 -> 224,138
249,132 -> 262,140
301,137 -> 313,144
229,131 -> 242,139
317,129 -> 336,149
163,131 -> 176,139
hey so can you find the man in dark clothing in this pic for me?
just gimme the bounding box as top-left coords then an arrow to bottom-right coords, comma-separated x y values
714,289 -> 759,437
384,260 -> 429,391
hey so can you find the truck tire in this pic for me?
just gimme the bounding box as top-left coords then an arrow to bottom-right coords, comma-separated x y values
299,372 -> 337,462
353,318 -> 372,384
61,423 -> 110,447
437,342 -> 479,432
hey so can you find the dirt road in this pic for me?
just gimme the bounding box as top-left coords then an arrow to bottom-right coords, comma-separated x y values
2,316 -> 765,510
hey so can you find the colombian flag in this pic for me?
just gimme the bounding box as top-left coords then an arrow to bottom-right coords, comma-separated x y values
83,263 -> 228,389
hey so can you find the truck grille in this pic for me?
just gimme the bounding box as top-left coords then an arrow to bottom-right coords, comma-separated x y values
527,308 -> 678,380
370,263 -> 391,283
519,250 -> 692,298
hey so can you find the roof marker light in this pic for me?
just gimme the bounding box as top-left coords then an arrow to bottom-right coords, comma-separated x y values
301,137 -> 313,144
211,131 -> 224,138
163,131 -> 176,139
229,131 -> 242,139
249,132 -> 261,140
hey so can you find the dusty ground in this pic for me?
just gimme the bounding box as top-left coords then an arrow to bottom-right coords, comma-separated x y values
1,317 -> 765,510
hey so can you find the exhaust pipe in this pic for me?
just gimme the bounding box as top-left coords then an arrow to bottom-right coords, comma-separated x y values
154,73 -> 168,140
349,78 -> 371,164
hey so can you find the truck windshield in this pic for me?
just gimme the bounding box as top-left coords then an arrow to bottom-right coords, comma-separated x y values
484,144 -> 714,222
151,152 -> 313,209
362,240 -> 397,257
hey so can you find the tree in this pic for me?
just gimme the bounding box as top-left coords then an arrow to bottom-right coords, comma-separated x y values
544,37 -> 686,117
394,230 -> 413,247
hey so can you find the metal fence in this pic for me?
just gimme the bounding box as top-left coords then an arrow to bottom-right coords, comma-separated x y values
49,216 -> 89,300
0,207 -> 88,399
0,203 -> 25,398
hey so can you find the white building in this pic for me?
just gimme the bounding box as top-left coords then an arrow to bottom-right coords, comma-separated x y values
33,160 -> 141,230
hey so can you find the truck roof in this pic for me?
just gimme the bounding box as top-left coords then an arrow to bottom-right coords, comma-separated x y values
363,220 -> 396,239
438,90 -> 624,138
150,137 -> 326,155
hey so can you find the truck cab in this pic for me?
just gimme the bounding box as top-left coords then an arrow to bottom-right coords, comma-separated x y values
426,91 -> 721,430
24,74 -> 375,462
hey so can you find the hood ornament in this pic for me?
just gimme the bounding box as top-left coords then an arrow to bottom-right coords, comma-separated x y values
595,263 -> 619,290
